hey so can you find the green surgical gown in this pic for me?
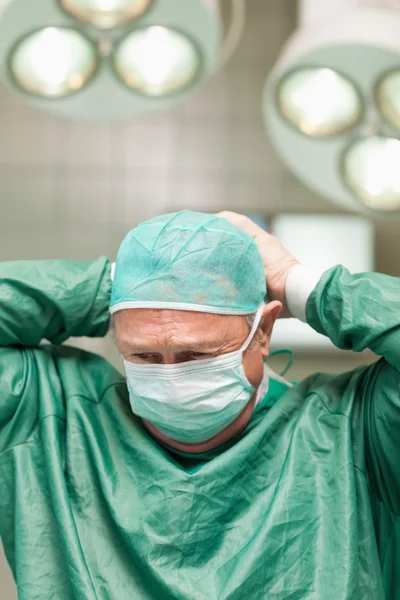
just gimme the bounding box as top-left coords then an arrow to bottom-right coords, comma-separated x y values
0,258 -> 400,600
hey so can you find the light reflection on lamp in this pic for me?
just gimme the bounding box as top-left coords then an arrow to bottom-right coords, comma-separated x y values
113,26 -> 201,96
277,67 -> 363,137
9,27 -> 98,97
375,69 -> 400,131
342,136 -> 400,211
59,0 -> 152,28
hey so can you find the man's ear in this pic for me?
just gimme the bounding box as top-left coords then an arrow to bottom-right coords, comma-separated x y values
259,301 -> 282,358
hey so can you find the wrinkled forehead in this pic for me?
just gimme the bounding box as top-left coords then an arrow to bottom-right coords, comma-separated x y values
113,308 -> 248,351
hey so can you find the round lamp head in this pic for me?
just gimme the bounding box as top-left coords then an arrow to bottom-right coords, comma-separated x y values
0,0 -> 220,121
59,0 -> 152,29
263,7 -> 400,216
375,69 -> 400,131
342,136 -> 400,212
8,26 -> 98,98
276,67 -> 363,137
113,26 -> 202,97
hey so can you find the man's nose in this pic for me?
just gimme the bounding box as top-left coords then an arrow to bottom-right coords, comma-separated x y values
161,352 -> 180,365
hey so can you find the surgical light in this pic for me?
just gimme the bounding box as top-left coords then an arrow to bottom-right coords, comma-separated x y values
0,0 -> 223,121
8,26 -> 98,98
342,136 -> 400,212
263,1 -> 400,216
59,0 -> 152,29
375,69 -> 400,131
113,26 -> 201,97
277,67 -> 362,137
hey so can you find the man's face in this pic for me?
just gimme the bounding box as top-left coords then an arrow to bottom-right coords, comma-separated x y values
113,306 -> 278,389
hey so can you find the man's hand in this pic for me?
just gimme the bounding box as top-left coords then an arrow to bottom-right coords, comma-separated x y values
217,212 -> 300,318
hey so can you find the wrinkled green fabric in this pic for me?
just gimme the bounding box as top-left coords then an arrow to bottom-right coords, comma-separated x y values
0,259 -> 400,600
110,211 -> 266,315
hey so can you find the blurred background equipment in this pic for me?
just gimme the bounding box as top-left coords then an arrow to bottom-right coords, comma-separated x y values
263,0 -> 400,216
244,212 -> 375,351
269,214 -> 375,350
0,0 -> 226,120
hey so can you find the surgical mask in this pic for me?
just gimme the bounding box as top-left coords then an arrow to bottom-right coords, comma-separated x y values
123,305 -> 264,444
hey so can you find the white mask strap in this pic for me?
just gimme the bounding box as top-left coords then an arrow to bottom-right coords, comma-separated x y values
263,363 -> 294,388
241,303 -> 265,353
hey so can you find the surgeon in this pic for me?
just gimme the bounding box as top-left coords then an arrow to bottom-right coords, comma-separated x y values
0,210 -> 399,600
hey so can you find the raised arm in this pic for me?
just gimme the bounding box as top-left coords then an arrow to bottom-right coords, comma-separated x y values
0,257 -> 112,452
287,264 -> 400,515
0,257 -> 112,347
288,266 -> 400,371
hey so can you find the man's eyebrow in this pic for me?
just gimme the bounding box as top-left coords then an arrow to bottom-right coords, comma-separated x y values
122,338 -> 224,352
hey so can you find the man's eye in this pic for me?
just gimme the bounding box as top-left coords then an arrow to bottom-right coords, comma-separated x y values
137,354 -> 151,360
191,352 -> 207,358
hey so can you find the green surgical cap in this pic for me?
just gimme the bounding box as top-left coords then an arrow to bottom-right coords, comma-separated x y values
110,211 -> 266,315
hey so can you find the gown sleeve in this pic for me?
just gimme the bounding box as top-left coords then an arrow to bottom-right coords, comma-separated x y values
0,257 -> 112,450
301,265 -> 400,515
